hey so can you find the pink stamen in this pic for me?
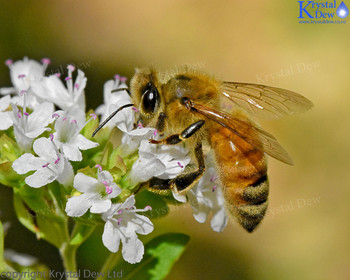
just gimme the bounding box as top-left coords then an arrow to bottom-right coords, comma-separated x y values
71,119 -> 77,124
132,107 -> 139,112
50,134 -> 54,141
55,73 -> 61,78
117,209 -> 123,214
17,111 -> 21,118
105,186 -> 113,194
94,164 -> 102,172
5,59 -> 13,66
177,162 -> 184,168
54,157 -> 60,164
74,83 -> 79,89
41,58 -> 51,65
153,129 -> 158,136
20,90 -> 27,96
18,74 -> 26,79
144,206 -> 152,211
42,163 -> 49,168
102,180 -> 108,187
114,74 -> 120,80
137,123 -> 143,128
120,76 -> 127,82
67,65 -> 75,72
65,77 -> 72,81
23,112 -> 29,116
63,117 -> 67,121
90,113 -> 97,120
212,185 -> 217,192
117,218 -> 123,225
210,176 -> 217,183
52,113 -> 60,118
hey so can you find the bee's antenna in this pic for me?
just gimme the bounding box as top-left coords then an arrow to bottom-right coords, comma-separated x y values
92,103 -> 134,137
112,88 -> 131,96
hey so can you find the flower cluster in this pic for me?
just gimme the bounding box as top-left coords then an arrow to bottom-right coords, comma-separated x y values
0,58 -> 228,265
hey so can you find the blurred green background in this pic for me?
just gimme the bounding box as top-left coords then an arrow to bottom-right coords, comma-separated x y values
0,1 -> 349,279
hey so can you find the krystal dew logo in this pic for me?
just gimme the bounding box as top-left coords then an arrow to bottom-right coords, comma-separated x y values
298,0 -> 349,23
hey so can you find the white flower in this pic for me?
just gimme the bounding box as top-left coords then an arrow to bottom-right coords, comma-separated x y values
4,249 -> 38,266
31,65 -> 86,112
129,139 -> 191,185
52,110 -> 98,161
102,195 -> 153,264
0,95 -> 13,130
96,75 -> 132,129
9,102 -> 54,151
12,137 -> 74,188
0,57 -> 50,109
174,164 -> 228,232
65,167 -> 121,217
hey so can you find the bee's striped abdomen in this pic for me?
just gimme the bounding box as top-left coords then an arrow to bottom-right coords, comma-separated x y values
210,125 -> 269,232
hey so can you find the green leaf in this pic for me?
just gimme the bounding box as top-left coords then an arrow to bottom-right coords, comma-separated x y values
135,191 -> 169,219
0,134 -> 21,163
13,186 -> 68,248
113,233 -> 190,280
69,224 -> 96,246
0,222 -> 5,271
0,161 -> 25,188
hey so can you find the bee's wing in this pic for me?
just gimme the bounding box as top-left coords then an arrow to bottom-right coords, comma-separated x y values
221,82 -> 313,119
191,101 -> 294,165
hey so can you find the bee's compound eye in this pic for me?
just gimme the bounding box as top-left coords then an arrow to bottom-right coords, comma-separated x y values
142,84 -> 159,114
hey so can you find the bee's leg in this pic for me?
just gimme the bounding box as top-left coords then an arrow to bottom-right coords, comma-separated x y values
150,120 -> 205,145
155,112 -> 166,136
146,177 -> 172,195
148,142 -> 205,194
171,142 -> 205,193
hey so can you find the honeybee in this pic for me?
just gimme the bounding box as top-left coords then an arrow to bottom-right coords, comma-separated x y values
94,66 -> 313,232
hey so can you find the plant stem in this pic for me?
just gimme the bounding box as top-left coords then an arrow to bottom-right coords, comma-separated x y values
60,242 -> 79,280
97,251 -> 122,280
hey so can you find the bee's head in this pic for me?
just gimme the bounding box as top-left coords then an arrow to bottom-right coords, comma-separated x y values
130,67 -> 162,125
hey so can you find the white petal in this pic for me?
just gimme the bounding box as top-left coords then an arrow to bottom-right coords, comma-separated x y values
111,105 -> 134,133
107,183 -> 122,199
121,195 -> 136,209
33,138 -> 57,163
210,207 -> 228,232
129,154 -> 165,185
102,80 -> 114,104
26,102 -> 54,136
25,127 -> 50,139
73,173 -> 98,193
187,192 -> 210,224
65,193 -> 96,217
0,112 -> 13,130
102,220 -> 121,253
172,191 -> 187,203
4,249 -> 38,266
57,158 -> 74,187
25,169 -> 57,188
12,153 -> 46,174
90,199 -> 112,214
0,87 -> 15,95
99,171 -> 113,184
13,126 -> 33,152
120,227 -> 144,264
132,214 -> 154,235
62,143 -> 82,161
73,134 -> 99,150
0,95 -> 11,111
